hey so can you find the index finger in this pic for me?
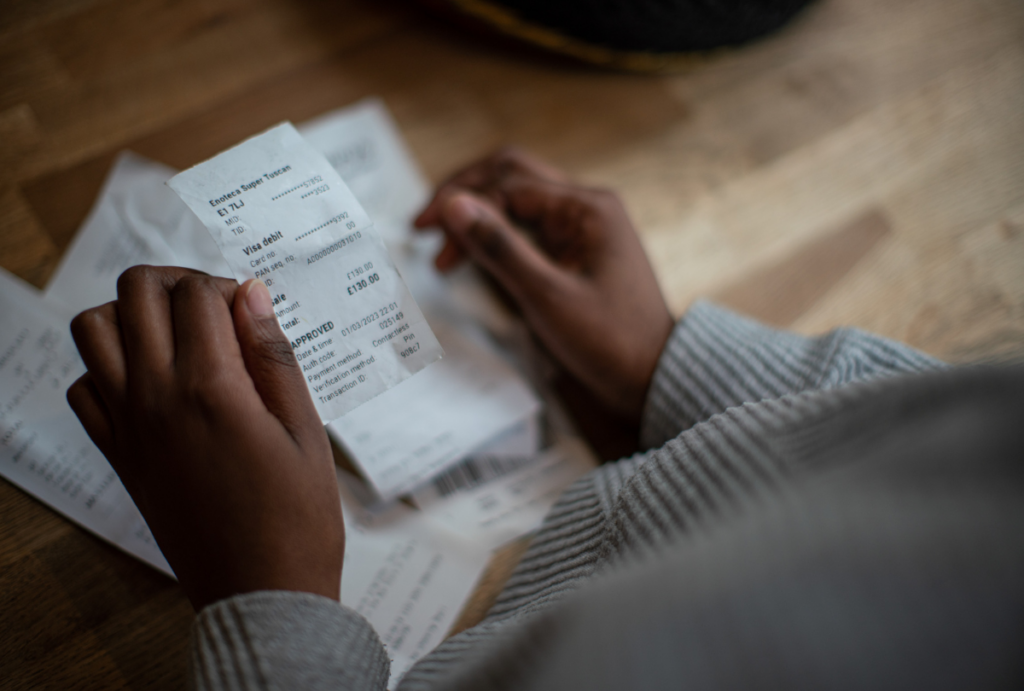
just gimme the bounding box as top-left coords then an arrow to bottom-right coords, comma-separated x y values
116,265 -> 211,382
70,302 -> 128,413
414,147 -> 567,229
170,274 -> 243,378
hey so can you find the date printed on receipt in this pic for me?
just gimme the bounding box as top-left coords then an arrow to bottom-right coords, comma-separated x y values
169,122 -> 442,423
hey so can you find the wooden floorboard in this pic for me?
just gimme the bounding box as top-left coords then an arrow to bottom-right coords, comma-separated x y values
1,0 -> 1022,687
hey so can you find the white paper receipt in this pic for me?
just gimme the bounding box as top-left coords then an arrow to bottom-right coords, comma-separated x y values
168,123 -> 442,422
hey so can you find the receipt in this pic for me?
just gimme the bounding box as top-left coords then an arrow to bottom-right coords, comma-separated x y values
300,99 -> 518,340
329,323 -> 540,501
299,97 -> 430,247
168,123 -> 442,422
337,470 -> 490,688
412,437 -> 596,550
45,152 -> 229,314
47,104 -> 538,502
0,269 -> 170,575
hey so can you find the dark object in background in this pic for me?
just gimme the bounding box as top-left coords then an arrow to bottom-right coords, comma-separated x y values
421,0 -> 817,70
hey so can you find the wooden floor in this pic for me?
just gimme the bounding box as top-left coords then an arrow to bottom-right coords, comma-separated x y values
1,0 -> 1022,687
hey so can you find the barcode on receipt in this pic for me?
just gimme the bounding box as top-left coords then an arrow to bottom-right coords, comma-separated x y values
432,455 -> 533,498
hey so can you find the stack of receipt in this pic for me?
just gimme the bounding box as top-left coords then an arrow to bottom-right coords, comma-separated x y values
1,98 -> 596,688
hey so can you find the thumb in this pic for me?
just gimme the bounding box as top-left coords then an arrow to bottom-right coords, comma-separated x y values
233,279 -> 320,438
441,192 -> 565,303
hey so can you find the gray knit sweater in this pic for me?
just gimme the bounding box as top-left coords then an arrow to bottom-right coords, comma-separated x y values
188,301 -> 1024,690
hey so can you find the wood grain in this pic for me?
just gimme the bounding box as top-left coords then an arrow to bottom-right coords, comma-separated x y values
1,0 -> 1022,687
712,210 -> 892,327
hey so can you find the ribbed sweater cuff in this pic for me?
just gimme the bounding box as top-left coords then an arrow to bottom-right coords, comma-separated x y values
639,300 -> 817,449
189,590 -> 390,691
641,301 -> 739,449
639,300 -> 944,451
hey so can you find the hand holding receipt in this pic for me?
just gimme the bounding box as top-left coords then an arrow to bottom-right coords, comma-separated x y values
169,123 -> 442,422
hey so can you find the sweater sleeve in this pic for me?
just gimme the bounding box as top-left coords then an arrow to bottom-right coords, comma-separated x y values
640,300 -> 943,448
188,591 -> 390,691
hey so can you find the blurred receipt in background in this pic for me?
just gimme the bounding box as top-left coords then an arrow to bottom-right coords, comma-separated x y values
0,270 -> 170,574
169,123 -> 442,423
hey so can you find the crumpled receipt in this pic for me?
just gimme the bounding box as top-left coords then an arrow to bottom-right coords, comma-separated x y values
169,122 -> 442,423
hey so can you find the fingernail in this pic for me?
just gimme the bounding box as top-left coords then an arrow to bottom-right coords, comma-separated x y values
444,194 -> 483,233
245,280 -> 274,318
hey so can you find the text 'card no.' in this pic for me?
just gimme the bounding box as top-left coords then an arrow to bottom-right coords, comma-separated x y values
169,123 -> 442,423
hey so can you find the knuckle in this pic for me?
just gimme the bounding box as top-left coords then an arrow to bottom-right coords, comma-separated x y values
174,272 -> 209,292
70,306 -> 112,342
116,265 -> 158,295
171,273 -> 217,303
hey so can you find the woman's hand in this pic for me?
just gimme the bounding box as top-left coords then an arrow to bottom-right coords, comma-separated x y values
416,147 -> 674,423
66,267 -> 343,611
